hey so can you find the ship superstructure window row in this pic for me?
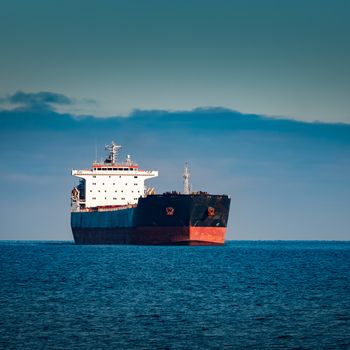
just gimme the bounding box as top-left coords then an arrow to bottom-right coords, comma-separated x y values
94,167 -> 137,171
71,141 -> 158,209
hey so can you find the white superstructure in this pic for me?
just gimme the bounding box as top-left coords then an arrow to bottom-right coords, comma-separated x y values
71,141 -> 158,210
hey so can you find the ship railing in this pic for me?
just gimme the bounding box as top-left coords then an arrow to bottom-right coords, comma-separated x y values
72,168 -> 157,175
72,204 -> 137,213
72,169 -> 91,175
92,161 -> 139,167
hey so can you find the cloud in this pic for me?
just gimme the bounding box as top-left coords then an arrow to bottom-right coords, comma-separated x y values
10,91 -> 72,106
0,91 -> 73,112
0,91 -> 101,116
1,98 -> 350,145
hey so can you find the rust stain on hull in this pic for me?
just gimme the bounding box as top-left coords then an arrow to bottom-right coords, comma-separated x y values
72,226 -> 227,245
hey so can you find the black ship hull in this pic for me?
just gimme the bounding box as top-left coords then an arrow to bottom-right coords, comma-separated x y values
71,194 -> 230,245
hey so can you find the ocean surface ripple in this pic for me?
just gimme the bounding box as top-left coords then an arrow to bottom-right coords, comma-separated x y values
0,241 -> 349,349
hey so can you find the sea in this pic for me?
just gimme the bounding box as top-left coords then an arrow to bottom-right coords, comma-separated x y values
0,241 -> 349,349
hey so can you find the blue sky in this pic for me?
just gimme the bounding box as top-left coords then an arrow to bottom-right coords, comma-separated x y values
0,1 -> 349,240
0,92 -> 349,240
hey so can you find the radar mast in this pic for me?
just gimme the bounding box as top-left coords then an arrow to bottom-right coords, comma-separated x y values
105,141 -> 122,164
183,163 -> 190,194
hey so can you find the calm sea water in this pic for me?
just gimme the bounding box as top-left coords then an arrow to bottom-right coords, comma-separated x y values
0,241 -> 349,349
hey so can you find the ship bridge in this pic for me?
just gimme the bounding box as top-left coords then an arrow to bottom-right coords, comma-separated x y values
71,141 -> 158,210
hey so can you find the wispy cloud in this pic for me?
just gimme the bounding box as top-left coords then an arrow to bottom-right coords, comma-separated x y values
0,91 -> 98,114
0,91 -> 72,111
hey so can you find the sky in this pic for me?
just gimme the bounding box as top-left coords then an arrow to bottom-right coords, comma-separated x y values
0,94 -> 349,241
0,1 -> 349,241
0,0 -> 349,122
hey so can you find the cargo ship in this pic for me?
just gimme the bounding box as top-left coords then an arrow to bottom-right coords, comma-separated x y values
70,142 -> 230,245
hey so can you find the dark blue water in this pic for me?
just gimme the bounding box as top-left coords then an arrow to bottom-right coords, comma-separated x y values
0,241 -> 349,349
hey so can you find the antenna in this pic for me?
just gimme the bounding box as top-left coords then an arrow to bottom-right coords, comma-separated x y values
183,162 -> 190,194
105,141 -> 122,164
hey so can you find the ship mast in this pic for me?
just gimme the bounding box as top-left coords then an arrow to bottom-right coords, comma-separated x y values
105,141 -> 122,164
183,163 -> 190,194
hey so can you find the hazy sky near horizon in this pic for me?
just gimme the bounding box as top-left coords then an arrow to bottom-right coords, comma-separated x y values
0,99 -> 349,241
0,0 -> 349,122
